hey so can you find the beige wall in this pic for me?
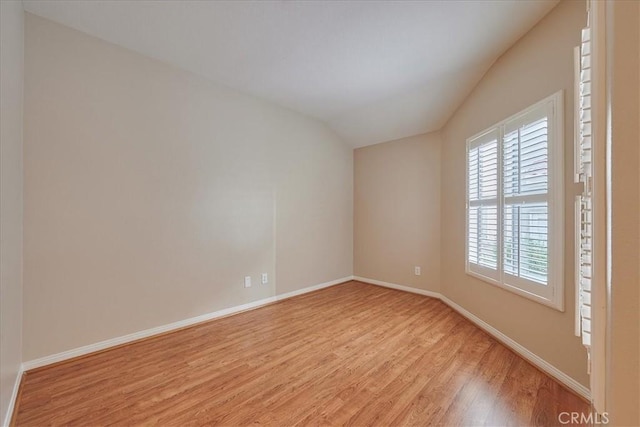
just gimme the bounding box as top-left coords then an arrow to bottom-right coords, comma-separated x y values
440,0 -> 589,387
354,132 -> 441,292
0,1 -> 24,423
19,1 -> 638,416
606,1 -> 640,424
23,14 -> 352,361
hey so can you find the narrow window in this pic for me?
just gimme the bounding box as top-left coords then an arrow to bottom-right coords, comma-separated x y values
466,91 -> 564,310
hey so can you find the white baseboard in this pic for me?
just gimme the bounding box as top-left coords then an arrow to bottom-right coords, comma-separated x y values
21,275 -> 590,403
439,295 -> 591,401
22,276 -> 353,372
352,276 -> 441,299
274,276 -> 353,300
354,276 -> 591,402
2,366 -> 24,427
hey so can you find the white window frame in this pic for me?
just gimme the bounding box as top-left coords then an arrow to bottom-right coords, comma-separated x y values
465,91 -> 564,311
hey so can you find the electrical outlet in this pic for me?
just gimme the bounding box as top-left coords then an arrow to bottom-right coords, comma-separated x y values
261,273 -> 268,284
414,266 -> 421,276
244,276 -> 252,288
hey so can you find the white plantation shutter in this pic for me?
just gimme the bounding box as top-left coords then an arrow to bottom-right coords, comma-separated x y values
576,27 -> 593,360
503,118 -> 550,198
501,106 -> 554,301
466,92 -> 563,309
503,117 -> 550,280
467,131 -> 499,280
504,203 -> 549,283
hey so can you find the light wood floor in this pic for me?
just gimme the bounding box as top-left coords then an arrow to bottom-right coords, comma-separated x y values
13,281 -> 589,426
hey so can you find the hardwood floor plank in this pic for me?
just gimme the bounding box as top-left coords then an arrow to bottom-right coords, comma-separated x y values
13,281 -> 590,426
387,327 -> 493,426
438,342 -> 518,426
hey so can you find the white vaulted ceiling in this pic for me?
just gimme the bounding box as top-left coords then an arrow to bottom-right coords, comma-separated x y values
23,0 -> 558,147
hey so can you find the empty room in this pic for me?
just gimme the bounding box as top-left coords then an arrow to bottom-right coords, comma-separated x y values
1,0 -> 638,426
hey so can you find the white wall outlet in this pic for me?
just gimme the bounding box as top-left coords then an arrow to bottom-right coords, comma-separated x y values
244,276 -> 252,288
414,266 -> 421,276
261,273 -> 268,284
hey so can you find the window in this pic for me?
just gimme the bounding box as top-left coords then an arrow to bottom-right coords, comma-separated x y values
466,91 -> 564,310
